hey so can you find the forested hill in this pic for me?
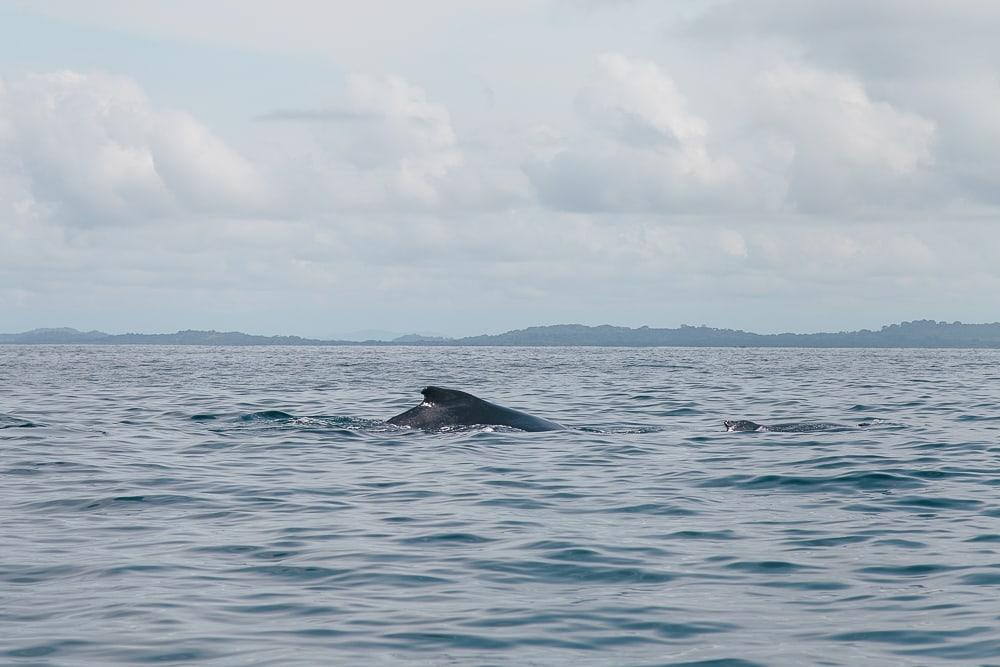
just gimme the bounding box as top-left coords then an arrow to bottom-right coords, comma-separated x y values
3,320 -> 1000,347
454,320 -> 1000,347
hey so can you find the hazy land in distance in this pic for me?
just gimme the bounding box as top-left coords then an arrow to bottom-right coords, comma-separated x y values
4,320 -> 1000,348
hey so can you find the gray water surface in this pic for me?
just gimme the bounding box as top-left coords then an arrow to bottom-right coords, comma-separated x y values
2,346 -> 1000,665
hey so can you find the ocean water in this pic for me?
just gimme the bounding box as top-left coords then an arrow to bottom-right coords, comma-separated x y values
2,345 -> 1000,666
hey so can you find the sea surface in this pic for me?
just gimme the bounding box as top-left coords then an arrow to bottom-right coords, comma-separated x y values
2,345 -> 1000,666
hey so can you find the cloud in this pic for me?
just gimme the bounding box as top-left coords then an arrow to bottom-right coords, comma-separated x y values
526,51 -> 941,217
259,72 -> 463,208
257,110 -> 372,123
756,63 -> 936,213
684,0 -> 1000,213
3,2 -> 1000,335
526,53 -> 743,213
0,71 -> 269,226
150,110 -> 272,215
343,72 -> 461,201
260,72 -> 534,212
689,0 -> 1000,78
577,53 -> 709,154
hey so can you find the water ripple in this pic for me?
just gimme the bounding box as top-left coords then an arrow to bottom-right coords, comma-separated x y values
3,345 -> 1000,665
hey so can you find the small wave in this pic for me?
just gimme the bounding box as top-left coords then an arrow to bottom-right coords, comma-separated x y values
27,493 -> 209,512
334,571 -> 451,588
959,572 -> 1000,585
699,470 -> 924,492
471,557 -> 675,584
220,602 -> 339,617
98,564 -> 188,577
0,563 -> 85,585
237,565 -> 349,581
660,529 -> 741,541
827,626 -> 990,645
0,414 -> 37,429
578,425 -> 665,434
898,637 -> 1000,661
5,640 -> 91,660
397,532 -> 496,546
477,497 -> 550,510
610,619 -> 737,640
190,543 -> 262,555
662,407 -> 703,416
887,496 -> 983,511
669,660 -> 767,667
857,562 -> 958,577
759,580 -> 851,591
578,502 -> 699,517
957,414 -> 1000,422
965,534 -> 1000,543
194,411 -> 387,435
380,632 -> 512,651
787,534 -> 869,548
725,560 -> 817,574
239,410 -> 295,422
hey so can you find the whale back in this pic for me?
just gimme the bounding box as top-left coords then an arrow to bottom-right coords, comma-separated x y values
725,419 -> 851,433
388,386 -> 563,432
724,419 -> 765,432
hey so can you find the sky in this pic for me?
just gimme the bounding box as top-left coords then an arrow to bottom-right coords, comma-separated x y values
1,0 -> 999,337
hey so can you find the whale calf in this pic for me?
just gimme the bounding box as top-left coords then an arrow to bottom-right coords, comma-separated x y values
723,419 -> 865,433
724,420 -> 768,432
388,386 -> 564,432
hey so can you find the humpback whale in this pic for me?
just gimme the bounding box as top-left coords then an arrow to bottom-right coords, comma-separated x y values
723,419 -> 858,433
724,420 -> 767,432
388,386 -> 564,432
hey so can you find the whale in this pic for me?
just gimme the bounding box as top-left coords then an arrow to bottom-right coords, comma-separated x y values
387,386 -> 564,432
723,419 -> 870,433
724,420 -> 768,432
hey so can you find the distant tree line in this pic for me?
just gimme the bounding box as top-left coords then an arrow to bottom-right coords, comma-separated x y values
4,320 -> 1000,347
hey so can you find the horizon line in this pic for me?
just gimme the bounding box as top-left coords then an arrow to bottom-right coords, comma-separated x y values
4,319 -> 999,342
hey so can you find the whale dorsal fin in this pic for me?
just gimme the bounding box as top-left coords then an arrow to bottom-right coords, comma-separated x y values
387,386 -> 563,431
421,386 -> 476,405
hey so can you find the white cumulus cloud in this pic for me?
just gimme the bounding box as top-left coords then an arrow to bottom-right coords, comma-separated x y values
757,63 -> 936,213
261,73 -> 463,209
0,71 -> 270,227
526,53 -> 743,213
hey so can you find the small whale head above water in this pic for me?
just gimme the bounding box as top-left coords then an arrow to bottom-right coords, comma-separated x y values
724,419 -> 874,433
388,386 -> 564,432
724,419 -> 766,432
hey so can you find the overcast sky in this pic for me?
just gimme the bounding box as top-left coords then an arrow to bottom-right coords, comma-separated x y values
1,1 -> 998,337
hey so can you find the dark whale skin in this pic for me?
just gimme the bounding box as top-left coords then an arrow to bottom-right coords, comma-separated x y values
724,419 -> 765,432
724,419 -> 855,433
388,386 -> 564,432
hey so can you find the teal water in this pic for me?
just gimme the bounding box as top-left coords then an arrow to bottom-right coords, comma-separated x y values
2,346 -> 1000,665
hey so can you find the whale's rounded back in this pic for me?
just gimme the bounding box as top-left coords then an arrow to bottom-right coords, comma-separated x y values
388,386 -> 564,432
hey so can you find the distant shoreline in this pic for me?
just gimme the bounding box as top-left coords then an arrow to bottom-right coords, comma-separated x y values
4,320 -> 1000,348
